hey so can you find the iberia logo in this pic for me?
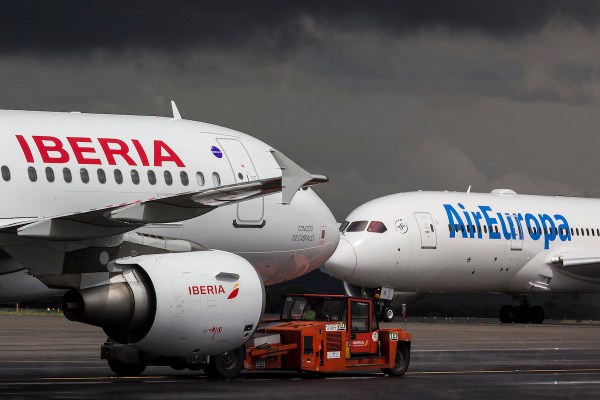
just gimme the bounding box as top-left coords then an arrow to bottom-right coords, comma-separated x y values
227,283 -> 240,300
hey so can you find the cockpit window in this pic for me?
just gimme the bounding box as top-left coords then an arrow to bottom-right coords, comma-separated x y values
346,221 -> 368,232
367,221 -> 387,233
339,221 -> 350,232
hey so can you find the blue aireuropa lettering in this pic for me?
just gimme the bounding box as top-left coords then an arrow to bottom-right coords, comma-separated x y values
443,204 -> 571,249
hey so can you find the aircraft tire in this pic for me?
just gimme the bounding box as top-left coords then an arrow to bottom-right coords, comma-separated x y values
499,305 -> 512,323
382,343 -> 410,376
382,306 -> 394,322
205,346 -> 245,379
529,305 -> 545,324
107,359 -> 146,376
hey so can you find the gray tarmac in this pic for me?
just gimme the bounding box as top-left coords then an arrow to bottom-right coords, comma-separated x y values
1,315 -> 599,399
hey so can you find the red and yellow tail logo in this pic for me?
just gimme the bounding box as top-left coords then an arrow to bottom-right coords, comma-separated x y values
227,283 -> 240,300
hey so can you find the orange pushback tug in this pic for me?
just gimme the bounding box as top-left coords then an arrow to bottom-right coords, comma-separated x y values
244,294 -> 411,376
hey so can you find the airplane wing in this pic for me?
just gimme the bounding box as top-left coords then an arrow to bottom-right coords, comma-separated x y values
550,251 -> 600,279
0,149 -> 328,240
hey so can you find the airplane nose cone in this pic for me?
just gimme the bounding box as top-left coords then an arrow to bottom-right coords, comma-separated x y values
323,238 -> 357,280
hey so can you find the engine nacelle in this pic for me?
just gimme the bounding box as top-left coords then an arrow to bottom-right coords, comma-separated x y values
63,250 -> 264,357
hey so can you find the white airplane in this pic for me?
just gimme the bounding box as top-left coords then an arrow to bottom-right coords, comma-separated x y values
0,105 -> 340,377
323,189 -> 600,324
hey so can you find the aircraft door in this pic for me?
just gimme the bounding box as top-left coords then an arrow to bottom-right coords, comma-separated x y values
511,219 -> 523,250
414,212 -> 437,249
348,299 -> 378,355
216,138 -> 265,227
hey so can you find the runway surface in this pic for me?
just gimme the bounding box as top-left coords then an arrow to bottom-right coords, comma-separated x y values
1,315 -> 599,399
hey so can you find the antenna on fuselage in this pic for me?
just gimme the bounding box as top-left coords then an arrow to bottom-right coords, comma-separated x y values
467,185 -> 471,194
171,100 -> 182,120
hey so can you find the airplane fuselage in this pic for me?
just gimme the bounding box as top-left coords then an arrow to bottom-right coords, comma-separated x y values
326,190 -> 600,295
0,110 -> 339,302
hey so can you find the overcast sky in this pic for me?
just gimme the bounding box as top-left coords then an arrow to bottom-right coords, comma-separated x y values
3,1 -> 600,219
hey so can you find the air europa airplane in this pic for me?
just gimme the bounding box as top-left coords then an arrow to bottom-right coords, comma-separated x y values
0,104 -> 339,377
324,189 -> 600,324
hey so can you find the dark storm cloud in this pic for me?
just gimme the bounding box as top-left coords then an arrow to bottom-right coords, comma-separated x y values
2,0 -> 600,55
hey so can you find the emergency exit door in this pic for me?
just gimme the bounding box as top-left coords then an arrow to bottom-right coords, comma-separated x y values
216,138 -> 264,226
414,212 -> 437,249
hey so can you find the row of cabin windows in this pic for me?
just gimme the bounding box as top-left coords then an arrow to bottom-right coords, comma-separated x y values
448,224 -> 600,238
0,165 -> 221,187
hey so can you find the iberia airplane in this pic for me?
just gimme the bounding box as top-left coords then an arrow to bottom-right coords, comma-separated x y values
0,104 -> 339,377
324,189 -> 600,324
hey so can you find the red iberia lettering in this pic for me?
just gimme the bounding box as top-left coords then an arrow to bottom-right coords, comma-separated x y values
16,135 -> 34,163
131,139 -> 150,166
15,135 -> 186,167
67,137 -> 101,165
98,138 -> 136,166
188,285 -> 226,296
154,140 -> 185,167
33,136 -> 69,163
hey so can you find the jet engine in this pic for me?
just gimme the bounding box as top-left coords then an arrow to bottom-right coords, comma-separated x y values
63,250 -> 264,357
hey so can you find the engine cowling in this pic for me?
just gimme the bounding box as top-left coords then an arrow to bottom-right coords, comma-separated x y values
63,250 -> 264,357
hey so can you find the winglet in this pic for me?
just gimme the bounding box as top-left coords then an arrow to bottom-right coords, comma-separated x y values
270,149 -> 328,205
171,100 -> 182,120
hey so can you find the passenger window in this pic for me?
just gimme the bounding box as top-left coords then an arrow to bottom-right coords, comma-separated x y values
45,167 -> 55,182
576,228 -> 579,236
80,168 -> 89,183
164,171 -> 173,186
63,168 -> 72,183
347,221 -> 368,232
131,169 -> 140,185
340,221 -> 350,232
114,169 -> 123,184
571,228 -> 574,236
97,168 -> 106,184
1,166 -> 10,181
148,170 -> 156,185
484,225 -> 488,233
212,172 -> 221,186
587,228 -> 590,236
494,226 -> 499,233
28,167 -> 37,182
180,171 -> 189,186
196,172 -> 205,186
367,221 -> 387,233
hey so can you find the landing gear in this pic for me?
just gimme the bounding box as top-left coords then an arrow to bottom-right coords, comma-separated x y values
205,346 -> 245,379
381,306 -> 394,322
107,359 -> 146,376
498,295 -> 544,324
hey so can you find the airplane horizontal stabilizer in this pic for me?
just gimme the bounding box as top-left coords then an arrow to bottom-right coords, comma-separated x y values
270,149 -> 328,205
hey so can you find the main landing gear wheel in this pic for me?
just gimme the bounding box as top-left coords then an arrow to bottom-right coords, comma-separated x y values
381,306 -> 394,322
529,305 -> 544,324
499,305 -> 512,323
498,295 -> 545,324
205,346 -> 245,379
107,359 -> 146,376
382,343 -> 410,376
